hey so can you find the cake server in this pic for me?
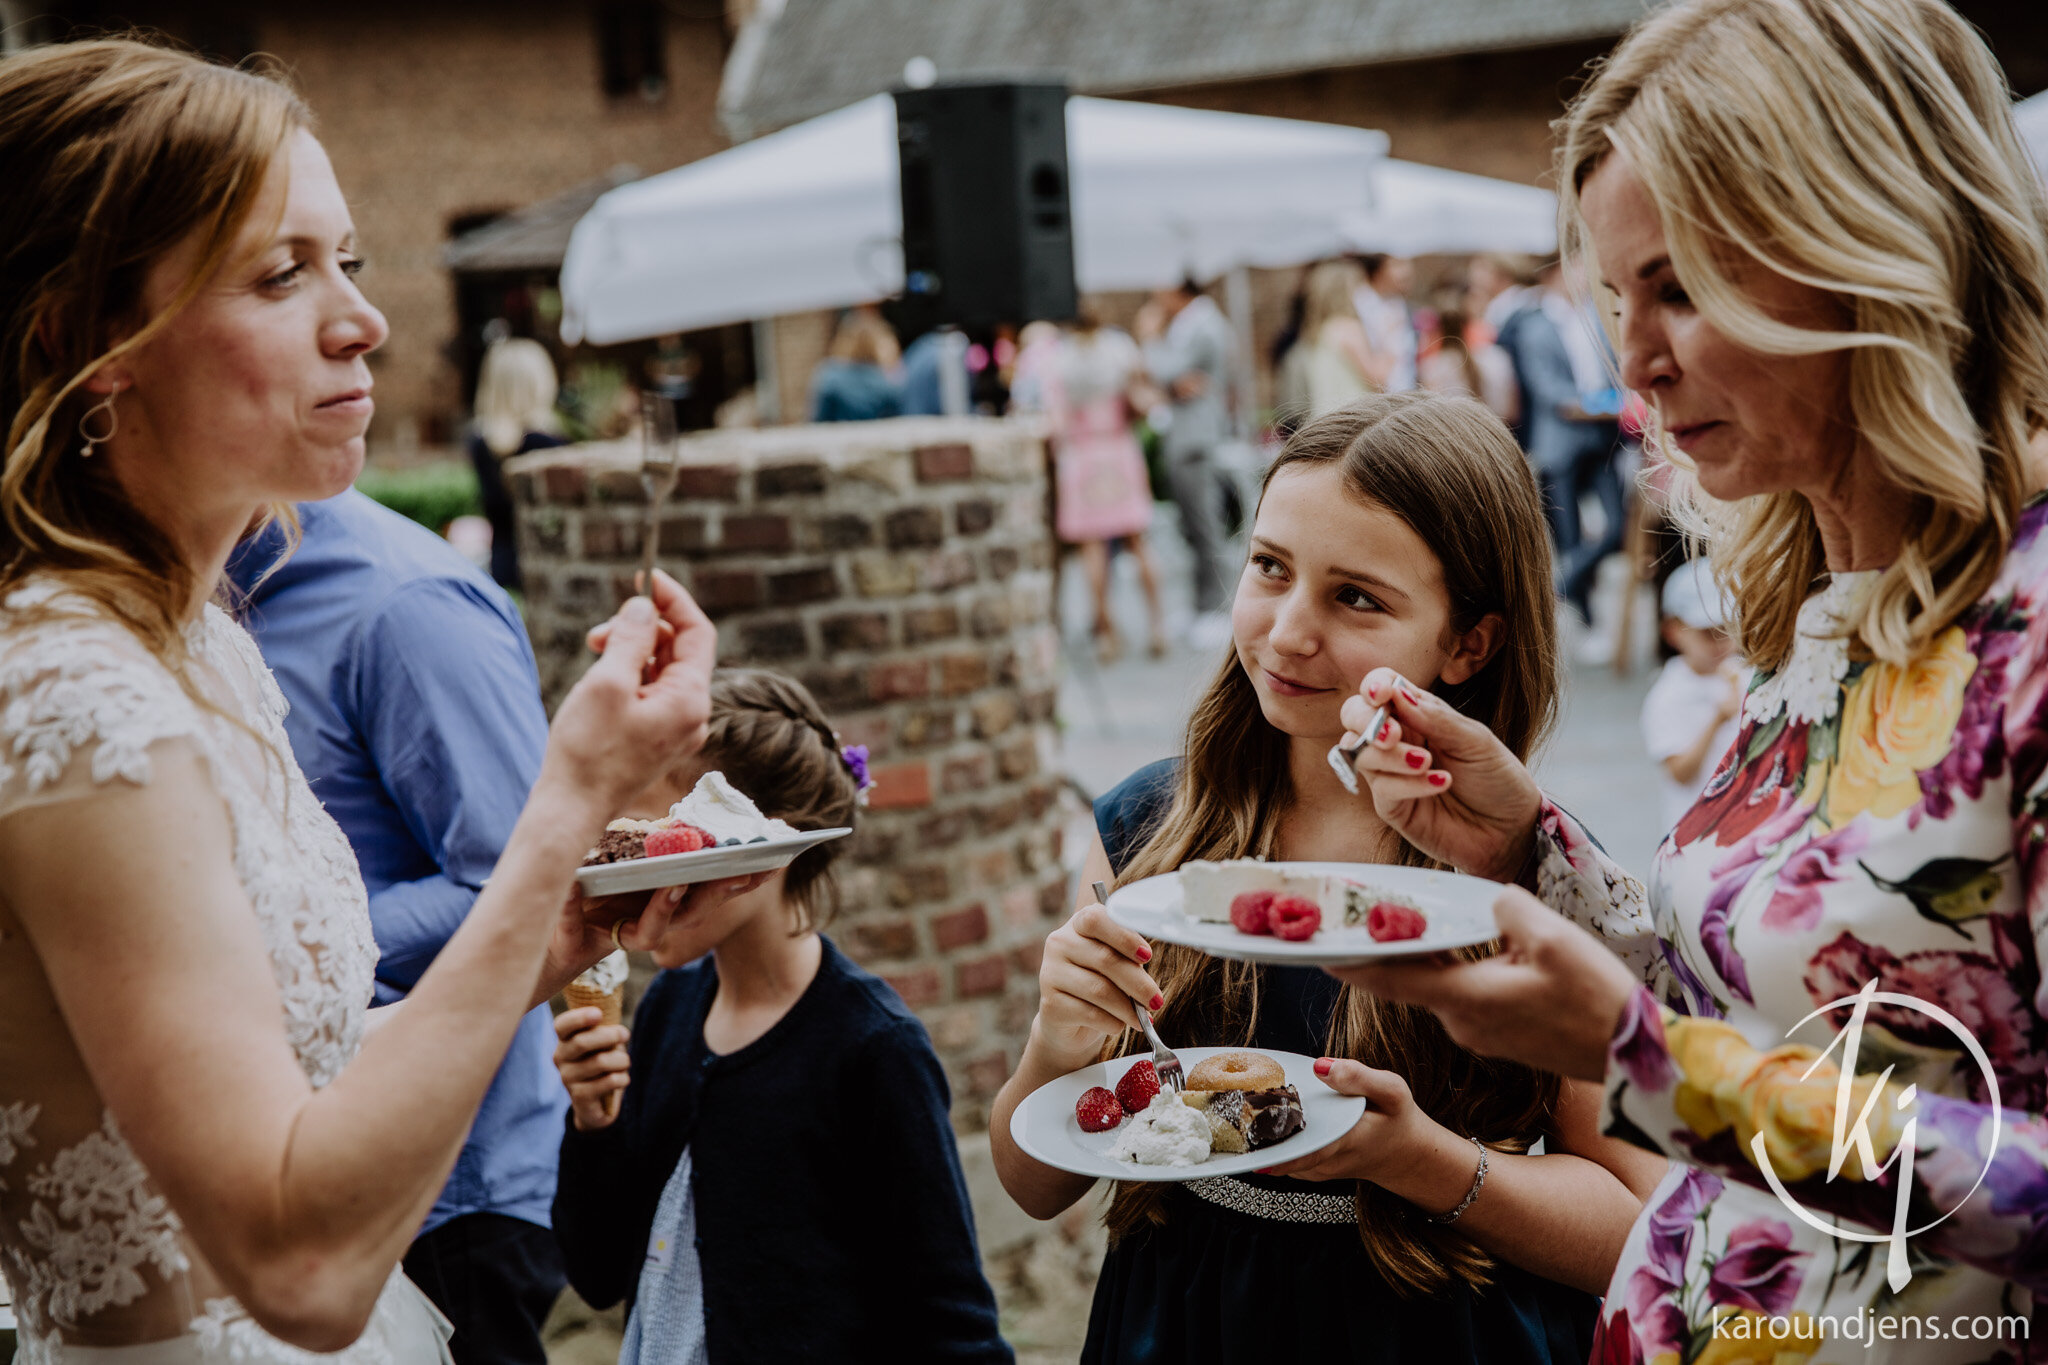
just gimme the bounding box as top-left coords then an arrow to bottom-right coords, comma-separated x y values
1095,879 -> 1182,1092
1326,701 -> 1390,796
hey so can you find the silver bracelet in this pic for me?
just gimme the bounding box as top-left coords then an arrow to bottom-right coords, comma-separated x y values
1427,1136 -> 1489,1225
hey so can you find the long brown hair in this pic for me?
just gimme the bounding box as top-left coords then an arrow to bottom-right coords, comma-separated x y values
1,39 -> 309,658
1104,393 -> 1562,1296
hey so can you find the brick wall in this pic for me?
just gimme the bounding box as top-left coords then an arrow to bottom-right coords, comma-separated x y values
510,416 -> 1066,1129
248,0 -> 733,445
1142,39 -> 1615,188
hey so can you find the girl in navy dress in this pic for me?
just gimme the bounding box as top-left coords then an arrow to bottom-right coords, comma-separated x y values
992,393 -> 1671,1364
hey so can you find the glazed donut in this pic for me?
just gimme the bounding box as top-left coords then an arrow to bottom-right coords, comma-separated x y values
1187,1050 -> 1286,1092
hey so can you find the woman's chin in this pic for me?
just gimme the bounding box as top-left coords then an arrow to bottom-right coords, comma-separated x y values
294,440 -> 366,503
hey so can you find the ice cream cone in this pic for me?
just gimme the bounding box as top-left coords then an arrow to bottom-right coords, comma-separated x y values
561,979 -> 624,1029
562,959 -> 629,1120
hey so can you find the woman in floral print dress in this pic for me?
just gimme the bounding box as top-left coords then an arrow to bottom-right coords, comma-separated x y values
1314,1 -> 2048,1362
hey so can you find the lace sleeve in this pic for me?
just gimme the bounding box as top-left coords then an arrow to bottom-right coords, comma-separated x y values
0,591 -> 205,823
1531,795 -> 1672,994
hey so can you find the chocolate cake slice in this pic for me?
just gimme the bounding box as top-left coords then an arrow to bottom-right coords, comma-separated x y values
581,828 -> 647,866
1181,1085 -> 1305,1152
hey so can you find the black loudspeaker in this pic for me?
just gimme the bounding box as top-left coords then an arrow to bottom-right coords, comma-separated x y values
894,81 -> 1078,330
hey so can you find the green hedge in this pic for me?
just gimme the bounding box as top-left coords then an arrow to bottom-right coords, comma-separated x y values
355,461 -> 481,532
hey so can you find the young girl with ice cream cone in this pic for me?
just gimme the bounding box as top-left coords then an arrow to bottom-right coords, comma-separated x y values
550,668 -> 1011,1363
991,393 -> 1671,1363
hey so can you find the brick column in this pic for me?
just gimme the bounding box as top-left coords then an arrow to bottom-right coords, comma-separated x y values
510,416 -> 1065,1129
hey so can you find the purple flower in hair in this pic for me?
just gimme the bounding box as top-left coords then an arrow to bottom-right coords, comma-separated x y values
841,744 -> 871,794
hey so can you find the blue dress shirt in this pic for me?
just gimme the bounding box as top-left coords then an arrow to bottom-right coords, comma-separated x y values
227,489 -> 568,1235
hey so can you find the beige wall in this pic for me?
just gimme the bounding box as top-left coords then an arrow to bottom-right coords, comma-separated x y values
250,1 -> 732,447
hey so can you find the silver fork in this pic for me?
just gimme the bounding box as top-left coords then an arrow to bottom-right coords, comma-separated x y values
1326,701 -> 1390,796
1094,879 -> 1182,1092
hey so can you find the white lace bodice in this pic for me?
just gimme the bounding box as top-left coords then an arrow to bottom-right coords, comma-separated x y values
0,580 -> 416,1363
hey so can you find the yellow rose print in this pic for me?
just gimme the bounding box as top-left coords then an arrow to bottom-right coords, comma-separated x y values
1824,628 -> 1975,826
1664,1020 -> 1905,1180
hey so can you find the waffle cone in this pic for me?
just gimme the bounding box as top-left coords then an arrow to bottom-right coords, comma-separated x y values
562,980 -> 624,1027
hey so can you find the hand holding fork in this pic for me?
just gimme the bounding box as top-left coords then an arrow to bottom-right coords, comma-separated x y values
1093,880 -> 1181,1093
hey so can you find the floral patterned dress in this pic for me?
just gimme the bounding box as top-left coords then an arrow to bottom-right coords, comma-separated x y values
1595,498 -> 2048,1364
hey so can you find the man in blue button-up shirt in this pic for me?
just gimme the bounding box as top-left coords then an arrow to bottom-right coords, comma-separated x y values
230,489 -> 567,1365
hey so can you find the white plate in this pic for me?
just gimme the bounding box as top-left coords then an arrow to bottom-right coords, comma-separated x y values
1010,1047 -> 1365,1182
574,827 -> 853,897
1106,861 -> 1502,967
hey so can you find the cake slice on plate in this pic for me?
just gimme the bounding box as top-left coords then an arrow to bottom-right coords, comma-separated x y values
1179,858 -> 1409,930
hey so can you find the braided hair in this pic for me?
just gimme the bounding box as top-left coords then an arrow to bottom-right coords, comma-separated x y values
697,669 -> 863,930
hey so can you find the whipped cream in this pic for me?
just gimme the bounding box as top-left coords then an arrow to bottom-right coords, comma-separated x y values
669,771 -> 798,845
575,949 -> 629,994
1112,1091 -> 1213,1166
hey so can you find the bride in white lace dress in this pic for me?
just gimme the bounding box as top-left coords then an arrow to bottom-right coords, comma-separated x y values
0,41 -> 727,1364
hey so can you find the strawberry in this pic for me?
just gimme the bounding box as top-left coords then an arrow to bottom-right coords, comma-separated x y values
645,824 -> 713,857
1115,1059 -> 1160,1114
1228,890 -> 1276,935
1366,901 -> 1428,942
1269,894 -> 1322,941
1075,1086 -> 1124,1132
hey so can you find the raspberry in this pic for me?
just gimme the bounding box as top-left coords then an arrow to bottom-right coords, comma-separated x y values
645,824 -> 713,857
1228,890 -> 1276,935
1075,1086 -> 1124,1132
1366,902 -> 1428,942
1269,894 -> 1322,941
1115,1059 -> 1160,1114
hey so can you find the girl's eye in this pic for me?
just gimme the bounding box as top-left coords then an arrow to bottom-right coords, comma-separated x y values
263,261 -> 305,290
1660,283 -> 1692,308
340,256 -> 366,278
1336,584 -> 1383,613
1250,554 -> 1286,579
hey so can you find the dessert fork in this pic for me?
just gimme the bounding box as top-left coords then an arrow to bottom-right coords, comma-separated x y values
1094,879 -> 1182,1092
1326,701 -> 1390,796
637,391 -> 681,591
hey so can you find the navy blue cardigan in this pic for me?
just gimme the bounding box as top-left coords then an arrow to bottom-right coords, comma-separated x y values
552,936 -> 1012,1362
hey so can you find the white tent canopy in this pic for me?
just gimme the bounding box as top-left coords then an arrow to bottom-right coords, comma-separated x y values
1345,159 -> 1559,258
2016,90 -> 2048,181
561,93 -> 1556,345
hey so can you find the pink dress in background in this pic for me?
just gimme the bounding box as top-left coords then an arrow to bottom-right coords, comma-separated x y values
1047,329 -> 1154,545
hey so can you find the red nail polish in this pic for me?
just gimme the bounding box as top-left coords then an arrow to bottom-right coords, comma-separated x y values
1135,945 -> 1153,962
1313,1057 -> 1333,1076
1405,750 -> 1427,770
1401,685 -> 1423,705
1150,993 -> 1164,1010
1429,770 -> 1450,787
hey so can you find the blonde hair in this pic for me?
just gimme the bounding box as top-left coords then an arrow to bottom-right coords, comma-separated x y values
1105,394 -> 1563,1295
1301,259 -> 1365,343
473,337 -> 562,457
827,309 -> 901,370
1,39 -> 309,665
1559,0 -> 2048,672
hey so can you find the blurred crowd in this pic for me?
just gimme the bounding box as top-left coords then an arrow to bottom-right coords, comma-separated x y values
778,250 -> 1692,681
458,250 -> 1708,704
